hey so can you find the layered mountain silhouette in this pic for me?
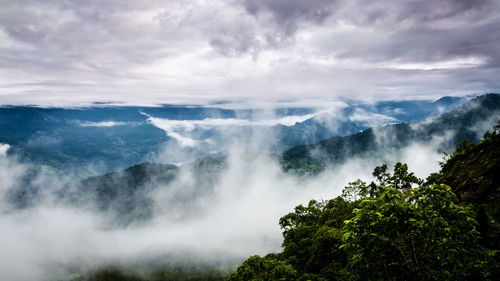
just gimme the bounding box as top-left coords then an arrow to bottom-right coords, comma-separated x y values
15,93 -> 493,225
0,96 -> 471,172
281,94 -> 500,174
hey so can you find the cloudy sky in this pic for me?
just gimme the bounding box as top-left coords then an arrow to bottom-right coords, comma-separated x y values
0,0 -> 499,106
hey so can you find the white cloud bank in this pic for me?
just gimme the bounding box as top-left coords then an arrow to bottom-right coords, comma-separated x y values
0,126 -> 453,281
141,111 -> 325,148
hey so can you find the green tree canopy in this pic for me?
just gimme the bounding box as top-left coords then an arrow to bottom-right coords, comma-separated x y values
342,184 -> 492,280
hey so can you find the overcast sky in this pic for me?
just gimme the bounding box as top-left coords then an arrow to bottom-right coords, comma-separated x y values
0,0 -> 499,106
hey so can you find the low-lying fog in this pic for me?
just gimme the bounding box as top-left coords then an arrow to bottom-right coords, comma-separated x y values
0,125 -> 455,281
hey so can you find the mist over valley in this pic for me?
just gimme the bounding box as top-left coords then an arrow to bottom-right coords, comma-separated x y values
1,94 -> 499,280
2,0 -> 500,279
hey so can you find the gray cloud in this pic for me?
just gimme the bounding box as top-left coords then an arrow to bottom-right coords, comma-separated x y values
240,0 -> 338,35
335,0 -> 494,26
0,0 -> 499,106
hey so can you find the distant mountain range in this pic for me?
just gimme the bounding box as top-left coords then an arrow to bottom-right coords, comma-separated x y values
6,94 -> 496,225
276,95 -> 471,149
281,94 -> 500,174
0,95 -> 473,173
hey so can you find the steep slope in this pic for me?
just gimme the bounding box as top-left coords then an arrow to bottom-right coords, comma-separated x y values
281,94 -> 500,174
438,135 -> 500,205
427,123 -> 500,249
229,124 -> 500,281
275,95 -> 471,150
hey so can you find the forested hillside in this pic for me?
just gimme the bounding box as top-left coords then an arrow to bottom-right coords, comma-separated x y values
229,122 -> 500,281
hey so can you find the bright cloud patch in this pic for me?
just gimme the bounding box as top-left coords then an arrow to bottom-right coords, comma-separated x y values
79,121 -> 127,127
0,144 -> 10,156
349,109 -> 398,127
141,111 -> 322,147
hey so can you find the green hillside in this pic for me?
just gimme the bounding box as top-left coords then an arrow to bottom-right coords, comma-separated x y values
229,122 -> 500,281
427,122 -> 500,249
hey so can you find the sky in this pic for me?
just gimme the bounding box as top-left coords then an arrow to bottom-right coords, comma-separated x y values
0,0 -> 499,106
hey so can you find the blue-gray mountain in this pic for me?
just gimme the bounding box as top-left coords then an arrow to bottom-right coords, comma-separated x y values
0,95 -> 471,173
7,94 -> 497,225
282,94 -> 500,174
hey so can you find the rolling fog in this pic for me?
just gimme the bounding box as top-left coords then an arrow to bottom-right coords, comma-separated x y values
0,119 -> 453,281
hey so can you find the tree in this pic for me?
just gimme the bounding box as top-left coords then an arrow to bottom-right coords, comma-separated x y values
276,197 -> 355,280
392,162 -> 422,189
372,164 -> 390,185
228,255 -> 297,281
369,162 -> 422,195
342,184 -> 491,281
341,179 -> 368,202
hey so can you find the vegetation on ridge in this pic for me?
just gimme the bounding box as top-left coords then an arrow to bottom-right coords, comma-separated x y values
229,122 -> 500,281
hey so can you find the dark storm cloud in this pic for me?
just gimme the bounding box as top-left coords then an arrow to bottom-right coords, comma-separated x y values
240,0 -> 339,35
0,0 -> 499,106
205,0 -> 340,56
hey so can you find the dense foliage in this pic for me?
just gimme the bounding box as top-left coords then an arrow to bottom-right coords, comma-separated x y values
427,122 -> 500,250
231,122 -> 500,280
343,184 -> 489,280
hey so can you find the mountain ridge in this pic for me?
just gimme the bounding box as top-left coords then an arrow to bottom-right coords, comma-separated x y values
0,95 -> 472,172
45,94 -> 500,224
281,93 -> 500,174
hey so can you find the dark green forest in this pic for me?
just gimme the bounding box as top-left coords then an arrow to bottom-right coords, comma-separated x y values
75,122 -> 500,280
